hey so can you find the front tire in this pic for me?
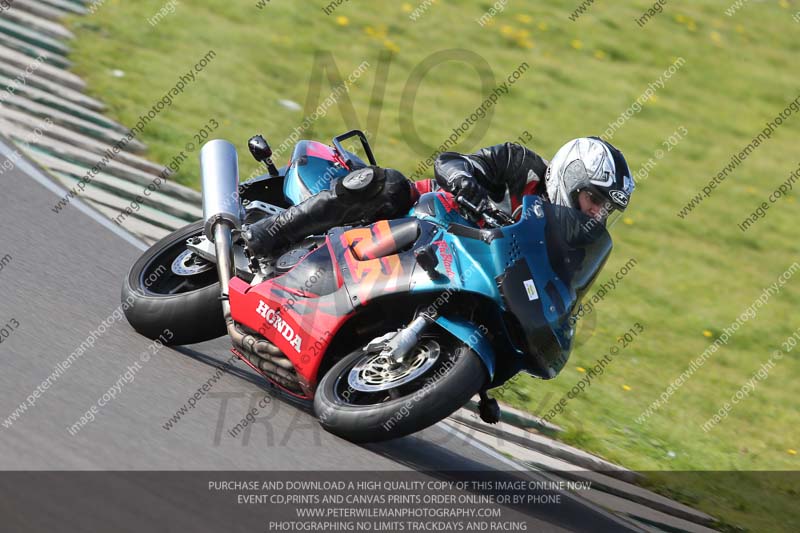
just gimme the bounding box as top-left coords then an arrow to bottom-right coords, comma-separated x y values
121,221 -> 226,345
314,337 -> 487,443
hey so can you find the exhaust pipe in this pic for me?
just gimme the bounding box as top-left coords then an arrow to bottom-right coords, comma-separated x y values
200,140 -> 241,336
200,140 -> 298,388
200,139 -> 241,239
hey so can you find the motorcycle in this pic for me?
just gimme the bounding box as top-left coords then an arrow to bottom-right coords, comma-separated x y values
122,129 -> 613,442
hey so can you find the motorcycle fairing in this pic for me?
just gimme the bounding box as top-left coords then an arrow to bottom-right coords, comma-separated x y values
497,196 -> 612,377
432,315 -> 496,379
283,140 -> 350,205
228,192 -> 611,391
410,191 -> 473,228
413,194 -> 612,379
229,275 -> 352,391
228,217 -> 439,389
330,217 -> 446,306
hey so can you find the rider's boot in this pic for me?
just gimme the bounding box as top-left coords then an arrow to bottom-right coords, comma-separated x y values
478,391 -> 501,424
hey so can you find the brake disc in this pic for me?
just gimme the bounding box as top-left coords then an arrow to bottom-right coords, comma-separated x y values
171,249 -> 215,276
348,339 -> 441,393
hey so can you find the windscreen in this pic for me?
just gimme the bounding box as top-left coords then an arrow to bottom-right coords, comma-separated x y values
542,203 -> 613,304
499,200 -> 614,378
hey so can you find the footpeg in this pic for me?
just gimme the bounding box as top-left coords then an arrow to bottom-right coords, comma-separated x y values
478,392 -> 501,424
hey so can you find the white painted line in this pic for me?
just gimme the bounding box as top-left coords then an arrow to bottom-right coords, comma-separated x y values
439,420 -> 529,471
441,421 -> 649,532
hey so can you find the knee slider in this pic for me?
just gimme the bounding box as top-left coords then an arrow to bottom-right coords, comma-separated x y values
336,166 -> 385,199
335,166 -> 414,221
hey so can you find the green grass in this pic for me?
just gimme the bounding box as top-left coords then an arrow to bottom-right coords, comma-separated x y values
67,1 -> 800,531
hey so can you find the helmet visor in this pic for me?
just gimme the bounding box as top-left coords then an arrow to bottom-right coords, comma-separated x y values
577,188 -> 617,223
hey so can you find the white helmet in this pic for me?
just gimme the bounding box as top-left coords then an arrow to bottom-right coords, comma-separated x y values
545,137 -> 634,215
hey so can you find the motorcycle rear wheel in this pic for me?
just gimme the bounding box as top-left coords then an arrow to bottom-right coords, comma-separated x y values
314,336 -> 487,443
121,221 -> 226,345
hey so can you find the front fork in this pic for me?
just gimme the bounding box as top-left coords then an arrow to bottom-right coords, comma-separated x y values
369,313 -> 497,379
366,314 -> 433,363
366,313 -> 500,422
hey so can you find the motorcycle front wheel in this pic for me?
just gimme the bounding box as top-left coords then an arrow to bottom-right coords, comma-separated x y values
314,336 -> 487,443
121,221 -> 226,345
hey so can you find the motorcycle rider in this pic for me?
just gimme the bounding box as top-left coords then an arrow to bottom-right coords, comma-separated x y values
243,137 -> 634,256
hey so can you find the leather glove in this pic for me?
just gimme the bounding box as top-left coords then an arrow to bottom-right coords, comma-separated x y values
452,175 -> 489,207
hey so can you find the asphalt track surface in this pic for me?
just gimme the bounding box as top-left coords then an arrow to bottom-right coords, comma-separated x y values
0,141 -> 640,532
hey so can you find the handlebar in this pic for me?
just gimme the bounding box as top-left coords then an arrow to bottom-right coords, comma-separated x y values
455,196 -> 514,228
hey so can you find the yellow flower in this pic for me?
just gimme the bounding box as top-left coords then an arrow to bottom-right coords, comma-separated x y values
517,39 -> 535,50
401,3 -> 413,13
577,367 -> 586,373
538,22 -> 549,31
364,25 -> 387,39
571,39 -> 583,50
516,29 -> 530,39
594,50 -> 607,60
687,20 -> 697,31
515,14 -> 533,25
710,31 -> 722,44
374,24 -> 388,38
622,385 -> 632,391
779,0 -> 790,8
735,24 -> 745,34
789,449 -> 797,455
746,186 -> 757,193
623,217 -> 634,225
383,39 -> 400,53
500,25 -> 515,36
336,16 -> 349,26
674,14 -> 687,23
703,330 -> 713,338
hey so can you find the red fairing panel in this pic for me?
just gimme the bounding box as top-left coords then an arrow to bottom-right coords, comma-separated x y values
304,141 -> 337,161
436,191 -> 458,212
413,179 -> 436,195
228,277 -> 348,387
228,218 -> 426,388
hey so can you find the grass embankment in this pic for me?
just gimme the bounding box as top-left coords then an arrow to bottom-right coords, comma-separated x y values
67,1 -> 799,531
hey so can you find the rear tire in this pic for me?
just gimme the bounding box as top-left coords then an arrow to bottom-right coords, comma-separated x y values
121,221 -> 226,345
314,338 -> 487,443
